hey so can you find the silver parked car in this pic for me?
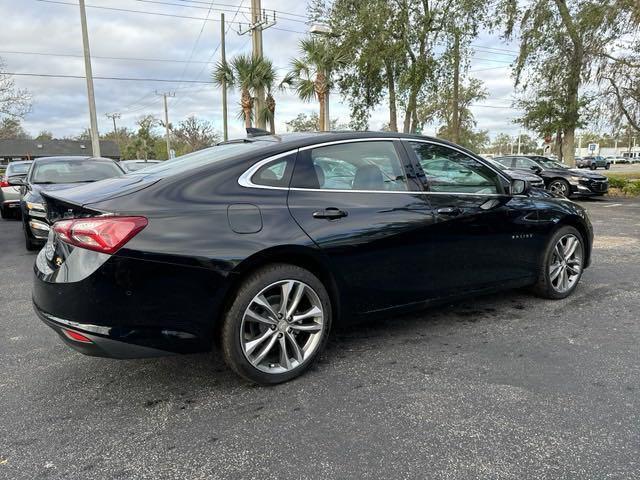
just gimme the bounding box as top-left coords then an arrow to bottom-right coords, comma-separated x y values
1,161 -> 32,219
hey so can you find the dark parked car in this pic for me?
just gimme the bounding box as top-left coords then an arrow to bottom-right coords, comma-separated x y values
576,156 -> 610,170
1,160 -> 32,219
485,158 -> 545,189
33,133 -> 593,384
12,156 -> 124,250
494,155 -> 608,198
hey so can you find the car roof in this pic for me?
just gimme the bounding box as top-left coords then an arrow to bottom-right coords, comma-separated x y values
6,160 -> 32,167
31,156 -> 114,164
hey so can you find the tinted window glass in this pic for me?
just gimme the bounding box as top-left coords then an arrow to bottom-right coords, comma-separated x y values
31,160 -> 123,184
411,142 -> 501,194
130,142 -> 264,177
252,155 -> 293,187
7,163 -> 31,175
513,157 -> 537,169
292,141 -> 408,191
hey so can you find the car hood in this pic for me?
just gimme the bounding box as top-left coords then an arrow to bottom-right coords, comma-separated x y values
504,169 -> 542,181
565,168 -> 607,179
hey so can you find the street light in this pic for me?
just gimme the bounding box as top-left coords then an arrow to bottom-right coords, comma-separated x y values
309,22 -> 332,132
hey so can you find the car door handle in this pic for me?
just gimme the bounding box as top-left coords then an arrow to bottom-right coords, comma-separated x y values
312,208 -> 348,220
436,206 -> 462,216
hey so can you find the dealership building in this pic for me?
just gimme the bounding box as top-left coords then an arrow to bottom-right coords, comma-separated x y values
0,139 -> 121,166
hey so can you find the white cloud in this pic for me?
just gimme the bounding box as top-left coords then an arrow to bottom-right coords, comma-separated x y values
1,0 -> 527,142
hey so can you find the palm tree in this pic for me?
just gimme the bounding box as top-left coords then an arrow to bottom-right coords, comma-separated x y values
213,55 -> 276,130
282,37 -> 347,131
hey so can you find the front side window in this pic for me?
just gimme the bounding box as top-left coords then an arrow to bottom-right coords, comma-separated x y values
291,141 -> 408,191
513,157 -> 537,169
410,142 -> 502,194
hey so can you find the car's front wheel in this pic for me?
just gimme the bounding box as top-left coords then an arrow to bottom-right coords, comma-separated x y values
532,226 -> 585,299
221,264 -> 332,385
23,221 -> 39,251
548,179 -> 570,197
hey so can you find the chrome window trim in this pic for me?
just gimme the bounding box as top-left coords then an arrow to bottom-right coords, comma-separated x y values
238,137 -> 520,197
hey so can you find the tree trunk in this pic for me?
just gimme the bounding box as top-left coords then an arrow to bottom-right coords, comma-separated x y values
403,87 -> 418,133
385,61 -> 398,132
318,93 -> 326,132
240,88 -> 253,129
562,129 -> 575,166
451,31 -> 461,144
555,130 -> 563,161
266,93 -> 276,134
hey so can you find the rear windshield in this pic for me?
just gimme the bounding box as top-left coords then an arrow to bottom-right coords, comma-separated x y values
31,160 -> 123,184
7,163 -> 31,175
128,142 -> 264,177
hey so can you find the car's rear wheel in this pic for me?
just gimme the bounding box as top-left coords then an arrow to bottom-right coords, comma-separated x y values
590,163 -> 597,170
0,206 -> 7,219
605,164 -> 610,170
221,264 -> 332,385
548,179 -> 570,197
532,226 -> 584,299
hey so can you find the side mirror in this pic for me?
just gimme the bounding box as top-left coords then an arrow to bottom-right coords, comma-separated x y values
529,165 -> 542,173
7,175 -> 26,186
511,179 -> 530,195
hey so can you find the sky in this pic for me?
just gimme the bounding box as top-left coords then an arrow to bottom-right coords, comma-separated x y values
0,0 -> 523,141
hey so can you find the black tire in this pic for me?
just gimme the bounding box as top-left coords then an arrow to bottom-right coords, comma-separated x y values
0,206 -> 7,219
532,225 -> 585,300
590,163 -> 596,170
605,164 -> 610,170
221,263 -> 332,385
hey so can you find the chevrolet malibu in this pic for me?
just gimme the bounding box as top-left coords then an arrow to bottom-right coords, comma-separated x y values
33,132 -> 593,384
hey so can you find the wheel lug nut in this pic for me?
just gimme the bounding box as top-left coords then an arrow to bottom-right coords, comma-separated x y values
287,327 -> 292,333
270,325 -> 276,330
277,333 -> 283,338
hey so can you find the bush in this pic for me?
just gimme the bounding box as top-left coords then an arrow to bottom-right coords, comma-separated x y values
608,176 -> 627,189
623,180 -> 640,196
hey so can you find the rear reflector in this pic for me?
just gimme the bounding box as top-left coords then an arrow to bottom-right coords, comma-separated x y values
62,329 -> 93,343
53,216 -> 148,254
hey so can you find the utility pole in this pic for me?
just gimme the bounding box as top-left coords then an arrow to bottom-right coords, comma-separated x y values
79,0 -> 101,157
105,112 -> 121,158
157,91 -> 175,159
237,3 -> 276,130
451,30 -> 461,144
221,13 -> 228,141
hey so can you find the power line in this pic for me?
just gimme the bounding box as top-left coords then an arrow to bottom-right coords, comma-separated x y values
2,71 -> 214,83
0,49 -> 215,64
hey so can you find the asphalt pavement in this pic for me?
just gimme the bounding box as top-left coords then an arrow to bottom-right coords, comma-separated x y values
1,197 -> 639,479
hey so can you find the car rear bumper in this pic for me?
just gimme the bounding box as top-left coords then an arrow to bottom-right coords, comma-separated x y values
32,245 -> 229,357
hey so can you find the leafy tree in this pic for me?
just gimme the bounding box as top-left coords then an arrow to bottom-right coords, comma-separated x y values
489,133 -> 514,155
213,55 -> 276,130
282,37 -> 348,131
123,115 -> 161,160
35,130 -> 54,141
0,117 -> 30,139
285,112 -> 338,132
0,60 -> 31,118
497,0 -> 638,166
172,116 -> 219,154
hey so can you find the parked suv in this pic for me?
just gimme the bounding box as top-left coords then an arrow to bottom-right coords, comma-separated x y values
1,161 -> 32,219
494,155 -> 608,198
577,156 -> 610,170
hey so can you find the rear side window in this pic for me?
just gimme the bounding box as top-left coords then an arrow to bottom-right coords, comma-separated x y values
513,157 -> 537,169
7,163 -> 31,175
251,154 -> 295,188
291,141 -> 408,191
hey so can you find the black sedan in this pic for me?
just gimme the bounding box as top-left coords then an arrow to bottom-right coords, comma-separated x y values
11,156 -> 124,250
494,155 -> 609,197
33,132 -> 593,384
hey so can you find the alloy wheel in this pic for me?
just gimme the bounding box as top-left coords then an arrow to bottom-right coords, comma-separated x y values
549,180 -> 568,197
240,279 -> 325,374
549,234 -> 583,293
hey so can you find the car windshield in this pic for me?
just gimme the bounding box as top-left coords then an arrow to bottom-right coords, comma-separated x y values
31,160 -> 123,184
537,158 -> 569,170
486,159 -> 506,171
128,142 -> 265,177
7,163 -> 31,175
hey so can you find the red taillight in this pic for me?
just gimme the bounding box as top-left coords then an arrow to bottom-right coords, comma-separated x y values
62,329 -> 93,343
53,216 -> 148,254
0,176 -> 8,188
